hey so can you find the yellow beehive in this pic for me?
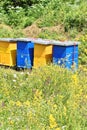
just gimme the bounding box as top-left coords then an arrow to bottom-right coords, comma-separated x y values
34,44 -> 52,67
0,41 -> 16,66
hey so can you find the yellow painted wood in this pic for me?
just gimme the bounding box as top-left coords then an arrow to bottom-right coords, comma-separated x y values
0,42 -> 16,66
34,44 -> 52,67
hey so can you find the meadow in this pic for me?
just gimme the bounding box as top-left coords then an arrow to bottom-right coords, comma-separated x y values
0,65 -> 87,130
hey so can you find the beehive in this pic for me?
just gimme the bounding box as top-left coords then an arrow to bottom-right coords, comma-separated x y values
17,39 -> 34,69
0,39 -> 16,66
52,41 -> 80,69
34,43 -> 52,67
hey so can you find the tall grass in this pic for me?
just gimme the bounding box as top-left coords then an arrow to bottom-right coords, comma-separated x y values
0,65 -> 87,129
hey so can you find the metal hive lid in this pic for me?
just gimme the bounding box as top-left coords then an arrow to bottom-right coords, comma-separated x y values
16,38 -> 51,45
51,40 -> 80,46
0,38 -> 17,42
0,38 -> 80,46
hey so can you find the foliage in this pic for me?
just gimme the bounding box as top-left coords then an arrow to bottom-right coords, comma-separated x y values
37,0 -> 87,32
63,1 -> 87,32
0,25 -> 25,38
38,30 -> 59,40
0,3 -> 45,28
78,35 -> 87,65
0,65 -> 87,129
0,0 -> 41,9
1,0 -> 87,30
5,7 -> 27,28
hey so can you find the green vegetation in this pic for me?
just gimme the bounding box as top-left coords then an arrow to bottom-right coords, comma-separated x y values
0,0 -> 87,31
0,65 -> 87,129
79,35 -> 87,65
0,24 -> 24,38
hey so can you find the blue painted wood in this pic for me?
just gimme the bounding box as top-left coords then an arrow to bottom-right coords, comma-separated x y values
52,45 -> 78,69
17,41 -> 34,68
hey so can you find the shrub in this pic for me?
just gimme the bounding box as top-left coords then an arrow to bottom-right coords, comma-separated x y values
79,35 -> 87,65
0,25 -> 25,38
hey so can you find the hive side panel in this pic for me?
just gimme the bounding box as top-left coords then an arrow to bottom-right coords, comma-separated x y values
0,41 -> 10,53
17,41 -> 34,68
9,42 -> 17,50
34,44 -> 52,67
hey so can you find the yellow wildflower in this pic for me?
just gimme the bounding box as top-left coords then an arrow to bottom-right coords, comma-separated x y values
86,95 -> 87,99
9,120 -> 14,125
82,39 -> 85,42
27,111 -> 32,119
34,89 -> 42,100
23,100 -> 30,106
41,128 -> 45,130
73,102 -> 78,109
53,104 -> 57,109
36,89 -> 42,96
63,106 -> 66,116
16,101 -> 22,107
75,38 -> 79,41
49,114 -> 57,128
55,128 -> 61,130
4,88 -> 9,96
5,90 -> 9,96
59,95 -> 63,99
9,100 -> 15,106
84,49 -> 87,54
72,74 -> 78,85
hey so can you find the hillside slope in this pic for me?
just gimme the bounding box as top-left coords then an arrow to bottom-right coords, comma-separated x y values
0,0 -> 87,38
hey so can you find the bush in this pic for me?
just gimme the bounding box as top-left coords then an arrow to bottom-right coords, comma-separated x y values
5,7 -> 27,28
0,25 -> 25,38
37,0 -> 87,33
79,35 -> 87,65
64,2 -> 87,32
0,26 -> 13,37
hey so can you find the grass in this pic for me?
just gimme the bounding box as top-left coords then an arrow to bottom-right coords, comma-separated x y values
0,24 -> 25,38
0,65 -> 87,130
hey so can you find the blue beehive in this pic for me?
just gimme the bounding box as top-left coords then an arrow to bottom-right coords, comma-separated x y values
52,41 -> 80,69
17,39 -> 34,69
